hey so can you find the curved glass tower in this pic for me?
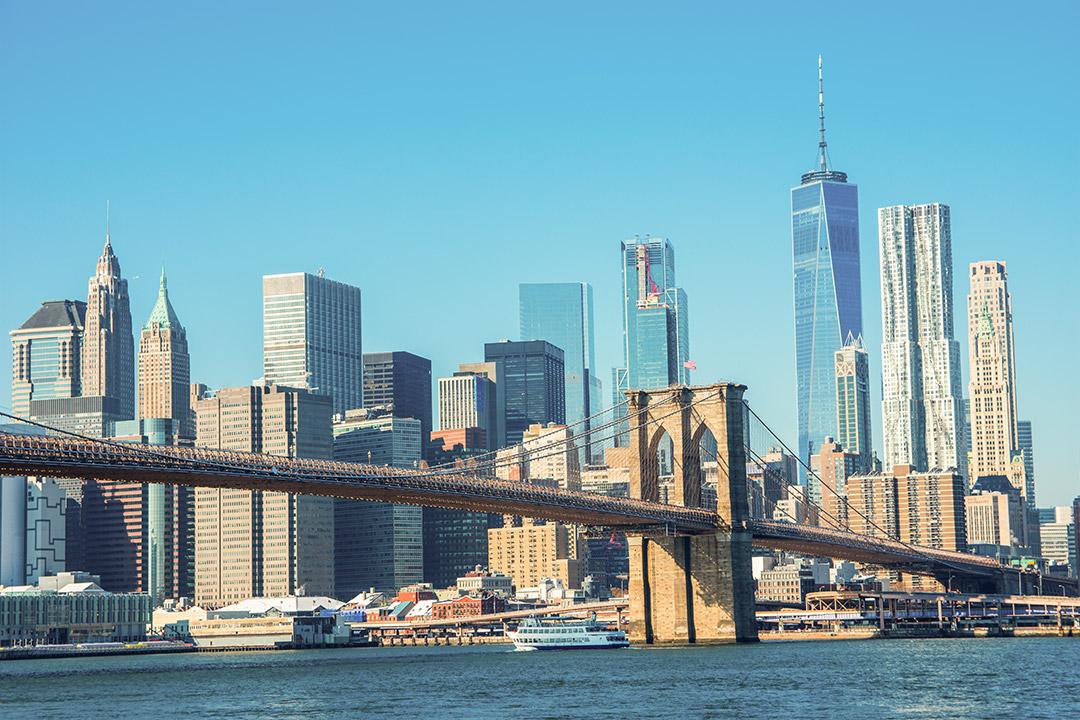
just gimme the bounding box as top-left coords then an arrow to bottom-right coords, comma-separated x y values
791,57 -> 863,478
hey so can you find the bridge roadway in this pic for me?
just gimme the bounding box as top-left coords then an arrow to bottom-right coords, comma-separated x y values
1,431 -> 1072,592
0,432 -> 718,532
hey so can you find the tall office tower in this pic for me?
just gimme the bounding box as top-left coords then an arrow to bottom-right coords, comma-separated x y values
519,283 -> 600,461
1016,420 -> 1036,506
613,236 -> 691,446
333,409 -> 423,596
791,57 -> 863,476
137,269 -> 192,438
834,335 -> 872,471
457,361 -> 506,449
82,227 -> 135,420
83,418 -> 194,602
438,371 -> 498,450
362,351 -> 432,455
879,203 -> 965,475
967,261 -> 1022,491
262,272 -> 363,417
194,385 -> 334,607
11,300 -> 86,418
484,340 -> 566,447
0,476 -> 66,586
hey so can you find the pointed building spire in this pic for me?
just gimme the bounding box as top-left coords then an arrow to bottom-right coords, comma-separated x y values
145,264 -> 182,331
105,200 -> 112,249
818,55 -> 828,172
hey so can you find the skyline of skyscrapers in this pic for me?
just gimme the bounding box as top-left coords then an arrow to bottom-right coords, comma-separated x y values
879,203 -> 965,476
262,272 -> 363,417
2,51 -> 1074,615
791,57 -> 863,478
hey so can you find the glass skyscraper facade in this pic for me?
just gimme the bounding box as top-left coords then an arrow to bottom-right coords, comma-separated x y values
612,236 -> 690,445
363,351 -> 432,457
11,300 -> 86,418
263,272 -> 363,417
333,413 -> 423,597
519,283 -> 599,460
484,340 -> 565,447
791,59 -> 862,478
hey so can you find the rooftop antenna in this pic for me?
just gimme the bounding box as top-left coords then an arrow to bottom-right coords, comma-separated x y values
818,55 -> 828,172
105,200 -> 111,246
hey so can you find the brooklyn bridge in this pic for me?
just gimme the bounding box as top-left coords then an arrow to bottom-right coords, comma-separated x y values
0,383 -> 1074,644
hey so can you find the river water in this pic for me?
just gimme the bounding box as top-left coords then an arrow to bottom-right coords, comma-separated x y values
1,638 -> 1077,719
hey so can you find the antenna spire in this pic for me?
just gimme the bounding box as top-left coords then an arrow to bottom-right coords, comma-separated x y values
818,55 -> 828,172
105,200 -> 111,247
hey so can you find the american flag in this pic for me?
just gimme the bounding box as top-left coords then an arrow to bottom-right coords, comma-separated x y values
683,360 -> 697,371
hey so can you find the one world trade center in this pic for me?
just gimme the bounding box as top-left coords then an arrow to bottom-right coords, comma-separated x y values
791,57 -> 863,479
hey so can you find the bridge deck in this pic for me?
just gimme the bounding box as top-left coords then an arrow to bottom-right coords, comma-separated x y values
0,432 -> 718,532
0,432 -> 1067,590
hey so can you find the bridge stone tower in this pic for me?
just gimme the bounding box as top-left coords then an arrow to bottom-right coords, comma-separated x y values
626,383 -> 758,644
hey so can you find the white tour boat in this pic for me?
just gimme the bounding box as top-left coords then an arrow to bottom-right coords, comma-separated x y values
508,614 -> 629,650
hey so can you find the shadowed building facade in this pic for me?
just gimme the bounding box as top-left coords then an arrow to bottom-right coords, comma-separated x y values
362,351 -> 432,458
193,385 -> 334,607
333,410 -> 423,596
484,340 -> 565,448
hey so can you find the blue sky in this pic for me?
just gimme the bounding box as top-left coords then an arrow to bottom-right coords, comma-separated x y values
2,2 -> 1077,504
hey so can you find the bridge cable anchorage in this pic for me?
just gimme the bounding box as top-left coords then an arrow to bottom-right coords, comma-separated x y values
422,396 -> 632,472
739,400 -> 1001,578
